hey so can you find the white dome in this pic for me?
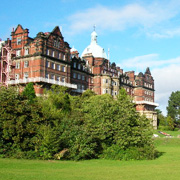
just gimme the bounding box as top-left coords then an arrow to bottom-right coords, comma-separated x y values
70,46 -> 77,52
81,31 -> 107,59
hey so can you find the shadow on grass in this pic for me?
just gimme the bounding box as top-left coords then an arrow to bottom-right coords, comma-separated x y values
154,150 -> 165,159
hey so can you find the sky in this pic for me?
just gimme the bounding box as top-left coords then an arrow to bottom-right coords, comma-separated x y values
1,0 -> 180,115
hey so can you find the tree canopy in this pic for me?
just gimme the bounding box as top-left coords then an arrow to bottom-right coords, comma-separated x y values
167,91 -> 180,125
0,85 -> 156,160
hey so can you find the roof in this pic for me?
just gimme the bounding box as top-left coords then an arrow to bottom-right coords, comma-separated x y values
81,30 -> 107,59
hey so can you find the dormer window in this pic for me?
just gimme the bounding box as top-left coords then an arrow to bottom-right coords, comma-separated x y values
78,64 -> 81,70
73,62 -> 76,68
54,40 -> 60,48
17,37 -> 21,45
54,40 -> 57,47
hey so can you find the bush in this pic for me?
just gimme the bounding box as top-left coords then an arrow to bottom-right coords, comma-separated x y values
101,144 -> 156,161
0,87 -> 156,161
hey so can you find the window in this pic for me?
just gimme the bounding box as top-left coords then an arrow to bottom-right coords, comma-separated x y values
77,84 -> 81,90
63,54 -> 66,60
54,40 -> 60,48
78,74 -> 81,79
46,61 -> 50,68
17,38 -> 21,45
61,66 -> 65,72
82,85 -> 85,90
103,88 -> 108,94
50,74 -> 55,80
15,74 -> 19,80
105,79 -> 108,83
78,64 -> 81,70
58,53 -> 61,59
61,77 -> 65,82
15,62 -> 20,69
54,40 -> 57,47
111,90 -> 114,96
82,75 -> 85,81
57,64 -> 60,71
45,73 -> 49,79
25,48 -> 29,55
103,89 -> 106,94
73,73 -> 76,78
57,41 -> 60,48
16,50 -> 21,57
24,61 -> 29,68
73,62 -> 76,68
51,62 -> 55,69
47,49 -> 50,56
114,91 -> 117,96
57,76 -> 60,81
24,72 -> 28,79
52,51 -> 55,57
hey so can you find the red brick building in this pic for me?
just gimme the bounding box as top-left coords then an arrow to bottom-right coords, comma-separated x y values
0,24 -> 158,128
2,24 -> 76,95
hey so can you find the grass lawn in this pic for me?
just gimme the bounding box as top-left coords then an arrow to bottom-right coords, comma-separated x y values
1,137 -> 180,180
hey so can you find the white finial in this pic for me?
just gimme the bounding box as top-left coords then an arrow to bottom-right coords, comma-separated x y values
108,48 -> 110,60
93,24 -> 96,31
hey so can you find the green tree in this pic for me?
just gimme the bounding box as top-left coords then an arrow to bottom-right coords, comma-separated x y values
155,109 -> 166,127
22,82 -> 36,103
0,86 -> 43,158
36,85 -> 71,159
166,116 -> 175,131
167,91 -> 180,125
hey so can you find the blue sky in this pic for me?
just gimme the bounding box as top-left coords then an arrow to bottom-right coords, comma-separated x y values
1,0 -> 180,115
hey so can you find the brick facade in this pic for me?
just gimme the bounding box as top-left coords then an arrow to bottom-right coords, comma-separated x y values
0,24 -> 158,128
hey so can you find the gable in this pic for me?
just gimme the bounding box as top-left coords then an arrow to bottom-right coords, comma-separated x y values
145,67 -> 151,75
14,24 -> 24,34
51,26 -> 63,38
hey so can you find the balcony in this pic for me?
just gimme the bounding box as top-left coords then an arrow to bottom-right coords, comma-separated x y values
134,100 -> 159,107
8,77 -> 77,89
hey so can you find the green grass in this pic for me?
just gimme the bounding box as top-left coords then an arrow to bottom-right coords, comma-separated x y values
1,138 -> 180,180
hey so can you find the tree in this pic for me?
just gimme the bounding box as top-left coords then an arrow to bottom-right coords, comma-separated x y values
155,109 -> 166,127
166,116 -> 175,131
0,86 -> 43,158
22,83 -> 36,103
167,91 -> 180,125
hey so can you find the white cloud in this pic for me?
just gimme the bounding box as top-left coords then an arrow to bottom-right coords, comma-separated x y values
119,54 -> 180,70
152,64 -> 180,115
118,54 -> 180,115
67,1 -> 180,36
147,28 -> 180,38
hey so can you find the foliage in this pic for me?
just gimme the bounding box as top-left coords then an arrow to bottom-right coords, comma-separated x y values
156,109 -> 166,127
0,86 -> 43,158
22,82 -> 36,103
167,91 -> 180,125
0,86 -> 156,161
